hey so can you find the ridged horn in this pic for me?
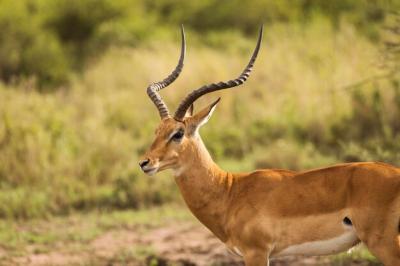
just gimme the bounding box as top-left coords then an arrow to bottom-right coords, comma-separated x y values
174,25 -> 263,121
147,25 -> 186,119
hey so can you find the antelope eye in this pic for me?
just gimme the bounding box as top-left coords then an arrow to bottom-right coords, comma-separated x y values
171,129 -> 184,141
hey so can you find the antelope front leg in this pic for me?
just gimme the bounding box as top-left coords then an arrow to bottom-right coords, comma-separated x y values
243,249 -> 269,266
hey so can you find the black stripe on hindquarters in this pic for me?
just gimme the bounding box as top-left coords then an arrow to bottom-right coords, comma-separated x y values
343,217 -> 352,226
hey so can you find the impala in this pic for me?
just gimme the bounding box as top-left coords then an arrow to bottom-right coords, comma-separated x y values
139,26 -> 400,266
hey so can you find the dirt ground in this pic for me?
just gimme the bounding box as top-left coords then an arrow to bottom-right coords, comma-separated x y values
5,221 -> 381,266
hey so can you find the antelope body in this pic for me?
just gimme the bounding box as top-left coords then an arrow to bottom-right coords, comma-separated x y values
139,26 -> 400,265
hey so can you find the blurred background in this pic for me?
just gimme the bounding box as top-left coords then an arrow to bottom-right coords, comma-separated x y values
0,0 -> 399,265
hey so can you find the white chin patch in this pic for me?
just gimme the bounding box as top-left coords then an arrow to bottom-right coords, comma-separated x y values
173,166 -> 185,177
145,168 -> 158,176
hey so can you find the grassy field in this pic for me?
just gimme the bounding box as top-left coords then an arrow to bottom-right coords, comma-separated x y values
1,19 -> 399,219
0,8 -> 399,264
0,204 -> 190,265
0,204 -> 381,265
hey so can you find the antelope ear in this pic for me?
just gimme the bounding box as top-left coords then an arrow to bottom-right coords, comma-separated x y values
185,104 -> 194,117
187,98 -> 220,134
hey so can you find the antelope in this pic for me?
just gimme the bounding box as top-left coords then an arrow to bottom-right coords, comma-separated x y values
138,26 -> 400,266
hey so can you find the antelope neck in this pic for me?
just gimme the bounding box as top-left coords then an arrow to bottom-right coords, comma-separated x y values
174,135 -> 233,241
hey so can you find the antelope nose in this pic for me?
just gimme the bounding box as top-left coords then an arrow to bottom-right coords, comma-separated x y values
139,159 -> 150,168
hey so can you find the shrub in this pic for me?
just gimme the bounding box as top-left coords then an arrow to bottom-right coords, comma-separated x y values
0,0 -> 399,88
0,19 -> 398,218
0,0 -> 69,87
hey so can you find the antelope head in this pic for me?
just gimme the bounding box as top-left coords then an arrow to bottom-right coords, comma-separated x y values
139,26 -> 263,176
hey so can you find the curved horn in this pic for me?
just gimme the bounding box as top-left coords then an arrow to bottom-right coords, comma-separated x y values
147,25 -> 186,119
174,25 -> 263,121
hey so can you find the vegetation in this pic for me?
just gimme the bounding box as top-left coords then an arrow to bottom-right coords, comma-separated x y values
0,205 -> 191,264
1,1 -> 399,264
0,0 -> 398,87
0,205 -> 379,265
0,0 -> 397,226
1,16 -> 399,219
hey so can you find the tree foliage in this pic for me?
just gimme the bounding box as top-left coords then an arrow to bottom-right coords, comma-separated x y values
0,0 -> 398,87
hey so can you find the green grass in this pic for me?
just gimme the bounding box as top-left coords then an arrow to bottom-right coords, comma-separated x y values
0,205 -> 195,265
0,20 -> 397,266
0,204 -> 191,252
332,246 -> 380,265
0,204 -> 192,266
2,19 -> 399,218
0,205 -> 380,265
0,4 -> 398,266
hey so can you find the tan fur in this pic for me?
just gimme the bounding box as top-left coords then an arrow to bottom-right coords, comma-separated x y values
140,104 -> 400,266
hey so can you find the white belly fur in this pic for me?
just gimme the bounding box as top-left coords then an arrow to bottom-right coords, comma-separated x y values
275,229 -> 359,257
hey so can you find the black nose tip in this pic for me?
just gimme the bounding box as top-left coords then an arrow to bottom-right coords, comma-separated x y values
139,159 -> 150,168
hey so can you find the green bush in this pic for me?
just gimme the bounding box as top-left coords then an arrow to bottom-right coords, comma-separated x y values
0,0 -> 158,87
0,0 -> 69,87
0,0 -> 399,87
0,18 -> 399,219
